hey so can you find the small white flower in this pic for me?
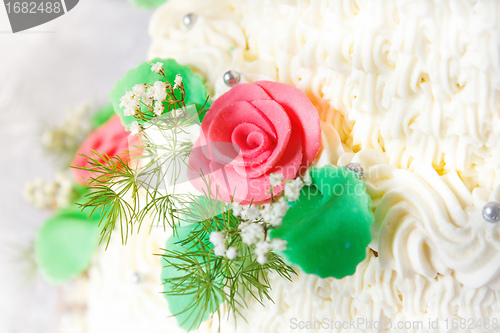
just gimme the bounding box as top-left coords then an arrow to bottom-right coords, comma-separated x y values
243,205 -> 260,221
119,91 -> 136,108
238,222 -> 264,246
123,105 -> 137,117
174,74 -> 183,89
261,198 -> 289,226
260,203 -> 272,220
132,84 -> 147,97
129,121 -> 141,136
225,247 -> 238,260
153,81 -> 167,102
120,90 -> 140,116
254,241 -> 273,256
142,86 -> 155,106
271,238 -> 287,252
257,255 -> 268,265
255,241 -> 273,265
214,244 -> 227,256
271,198 -> 289,218
284,177 -> 304,202
302,169 -> 312,185
209,231 -> 226,247
269,173 -> 283,187
231,202 -> 243,217
153,101 -> 164,116
151,62 -> 164,74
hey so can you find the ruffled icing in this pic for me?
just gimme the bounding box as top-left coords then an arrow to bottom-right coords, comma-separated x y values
201,252 -> 500,333
339,149 -> 500,290
86,225 -> 177,333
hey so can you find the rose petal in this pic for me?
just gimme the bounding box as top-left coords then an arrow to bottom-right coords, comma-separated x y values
207,101 -> 276,166
231,123 -> 272,162
241,99 -> 292,178
71,116 -> 140,184
256,81 -> 321,167
202,83 -> 271,127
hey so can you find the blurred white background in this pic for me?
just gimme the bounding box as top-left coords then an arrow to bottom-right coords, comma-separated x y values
0,1 -> 153,331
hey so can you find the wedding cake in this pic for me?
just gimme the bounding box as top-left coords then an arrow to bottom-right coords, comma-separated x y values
84,0 -> 500,332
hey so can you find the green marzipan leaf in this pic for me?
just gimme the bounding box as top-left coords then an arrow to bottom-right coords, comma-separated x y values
109,58 -> 210,129
270,165 -> 373,279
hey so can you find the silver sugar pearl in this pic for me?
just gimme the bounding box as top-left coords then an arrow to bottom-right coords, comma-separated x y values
482,202 -> 500,223
183,13 -> 197,29
223,70 -> 241,87
345,163 -> 364,179
130,272 -> 141,284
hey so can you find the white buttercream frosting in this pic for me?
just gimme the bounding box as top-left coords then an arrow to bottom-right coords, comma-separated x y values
86,225 -> 174,333
339,149 -> 500,290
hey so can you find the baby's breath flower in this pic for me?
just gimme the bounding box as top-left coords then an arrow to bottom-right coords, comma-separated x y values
210,231 -> 228,257
255,241 -> 273,265
129,121 -> 142,136
284,177 -> 304,202
242,205 -> 260,221
151,62 -> 164,74
132,84 -> 147,97
231,202 -> 243,217
24,173 -> 73,210
225,247 -> 238,260
153,81 -> 167,102
174,74 -> 183,89
209,231 -> 226,247
214,244 -> 227,256
271,238 -> 287,252
260,198 -> 289,227
120,91 -> 137,108
123,106 -> 137,117
153,101 -> 164,116
269,173 -> 283,187
142,86 -> 155,106
238,222 -> 264,246
302,169 -> 312,185
120,90 -> 140,116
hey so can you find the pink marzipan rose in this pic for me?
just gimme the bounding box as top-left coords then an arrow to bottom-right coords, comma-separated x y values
188,81 -> 321,204
71,115 -> 140,184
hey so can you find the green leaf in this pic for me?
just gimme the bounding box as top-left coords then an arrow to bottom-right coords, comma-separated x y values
127,0 -> 167,9
35,187 -> 102,284
270,165 -> 373,279
109,58 -> 210,129
161,201 -> 225,331
90,104 -> 116,129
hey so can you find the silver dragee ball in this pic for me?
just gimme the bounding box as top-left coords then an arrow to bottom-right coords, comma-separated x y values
183,13 -> 197,29
345,163 -> 365,179
223,70 -> 241,87
130,272 -> 141,284
482,202 -> 500,223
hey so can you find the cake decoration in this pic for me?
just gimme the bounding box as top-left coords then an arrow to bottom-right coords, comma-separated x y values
270,166 -> 373,279
71,115 -> 140,184
29,105 -> 135,284
24,1 -> 500,331
187,81 -> 322,204
35,190 -> 102,283
127,0 -> 167,9
109,58 -> 210,129
482,202 -> 500,223
182,13 -> 197,29
222,70 -> 240,87
345,162 -> 364,179
58,59 -> 378,331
